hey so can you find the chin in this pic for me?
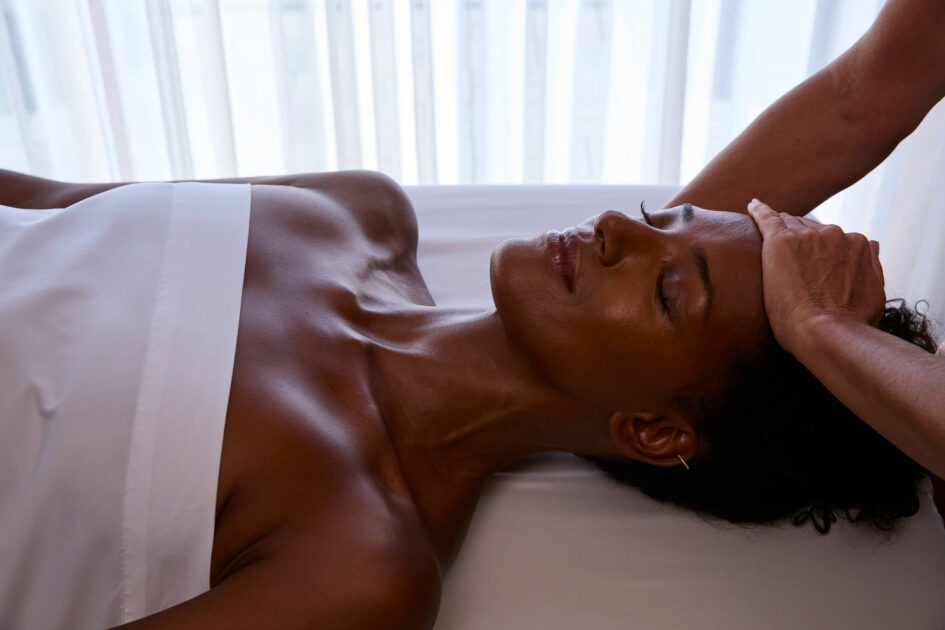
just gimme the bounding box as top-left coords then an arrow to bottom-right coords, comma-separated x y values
491,233 -> 568,318
488,237 -> 574,375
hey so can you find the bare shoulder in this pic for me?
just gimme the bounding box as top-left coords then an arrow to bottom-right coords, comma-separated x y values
292,170 -> 419,253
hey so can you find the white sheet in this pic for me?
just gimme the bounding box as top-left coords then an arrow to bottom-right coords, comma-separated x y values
407,184 -> 945,630
0,183 -> 250,629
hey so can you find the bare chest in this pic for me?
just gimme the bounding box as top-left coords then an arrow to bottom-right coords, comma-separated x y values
208,183 -> 436,585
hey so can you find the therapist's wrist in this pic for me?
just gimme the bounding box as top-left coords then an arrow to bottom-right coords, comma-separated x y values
789,313 -> 873,365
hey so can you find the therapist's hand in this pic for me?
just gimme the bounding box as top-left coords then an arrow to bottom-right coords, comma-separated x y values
746,199 -> 886,357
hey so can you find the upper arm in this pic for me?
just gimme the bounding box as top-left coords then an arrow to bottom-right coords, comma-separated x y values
0,169 -> 77,209
663,0 -> 945,217
109,538 -> 441,630
847,0 -> 945,137
110,472 -> 442,630
13,169 -> 418,256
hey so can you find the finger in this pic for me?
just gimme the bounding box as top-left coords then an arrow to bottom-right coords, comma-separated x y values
872,282 -> 887,326
796,214 -> 822,227
746,199 -> 786,238
819,222 -> 846,241
871,301 -> 886,327
863,239 -> 885,326
846,231 -> 869,246
869,239 -> 884,286
782,214 -> 812,231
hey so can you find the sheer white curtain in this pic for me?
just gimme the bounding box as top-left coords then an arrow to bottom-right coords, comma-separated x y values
0,0 -> 942,322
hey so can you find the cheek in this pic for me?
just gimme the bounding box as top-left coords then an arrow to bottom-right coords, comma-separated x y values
589,287 -> 671,359
566,296 -> 680,400
589,299 -> 704,400
490,240 -> 574,361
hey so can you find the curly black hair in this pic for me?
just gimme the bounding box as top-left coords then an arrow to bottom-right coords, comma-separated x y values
577,299 -> 939,537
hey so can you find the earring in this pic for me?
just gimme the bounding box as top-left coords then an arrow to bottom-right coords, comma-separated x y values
677,454 -> 690,471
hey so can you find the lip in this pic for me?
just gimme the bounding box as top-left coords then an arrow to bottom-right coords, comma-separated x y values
546,231 -> 575,292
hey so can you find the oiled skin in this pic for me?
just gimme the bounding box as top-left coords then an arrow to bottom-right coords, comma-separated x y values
2,169 -> 452,629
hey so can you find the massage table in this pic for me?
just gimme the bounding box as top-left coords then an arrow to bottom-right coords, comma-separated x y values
407,184 -> 945,629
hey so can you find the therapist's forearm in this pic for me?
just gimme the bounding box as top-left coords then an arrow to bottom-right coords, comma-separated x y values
665,0 -> 945,216
796,317 -> 945,480
663,66 -> 898,216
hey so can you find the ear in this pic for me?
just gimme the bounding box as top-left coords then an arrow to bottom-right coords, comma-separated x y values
607,410 -> 697,468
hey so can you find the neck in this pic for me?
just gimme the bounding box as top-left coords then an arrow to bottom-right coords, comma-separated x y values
361,304 -> 618,564
366,305 -> 616,480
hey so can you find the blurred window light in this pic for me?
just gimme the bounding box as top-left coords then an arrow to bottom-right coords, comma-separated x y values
0,0 -> 885,185
3,0 -> 945,323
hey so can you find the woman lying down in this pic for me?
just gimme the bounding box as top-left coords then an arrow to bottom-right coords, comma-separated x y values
0,171 -> 939,630
3,5 -> 945,630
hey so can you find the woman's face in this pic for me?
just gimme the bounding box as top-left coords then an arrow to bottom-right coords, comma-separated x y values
490,204 -> 768,415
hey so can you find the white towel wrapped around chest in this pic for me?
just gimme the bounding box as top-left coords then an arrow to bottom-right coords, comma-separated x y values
0,182 -> 251,629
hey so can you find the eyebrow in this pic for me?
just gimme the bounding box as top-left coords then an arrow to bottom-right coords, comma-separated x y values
693,247 -> 713,320
682,202 -> 695,221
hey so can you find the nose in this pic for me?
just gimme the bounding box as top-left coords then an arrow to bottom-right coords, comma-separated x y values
593,209 -> 660,267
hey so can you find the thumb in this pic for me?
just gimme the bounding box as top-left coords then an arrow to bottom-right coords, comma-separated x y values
747,198 -> 786,239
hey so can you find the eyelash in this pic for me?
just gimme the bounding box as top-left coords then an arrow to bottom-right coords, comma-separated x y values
639,201 -> 653,226
639,202 -> 670,314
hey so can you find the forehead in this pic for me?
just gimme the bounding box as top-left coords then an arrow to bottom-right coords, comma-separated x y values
655,205 -> 768,363
654,204 -> 761,253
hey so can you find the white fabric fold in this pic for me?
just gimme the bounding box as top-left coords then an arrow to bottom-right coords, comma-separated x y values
0,182 -> 250,629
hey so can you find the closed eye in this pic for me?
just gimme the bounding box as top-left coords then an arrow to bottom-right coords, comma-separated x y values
643,203 -> 671,316
656,266 -> 670,317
